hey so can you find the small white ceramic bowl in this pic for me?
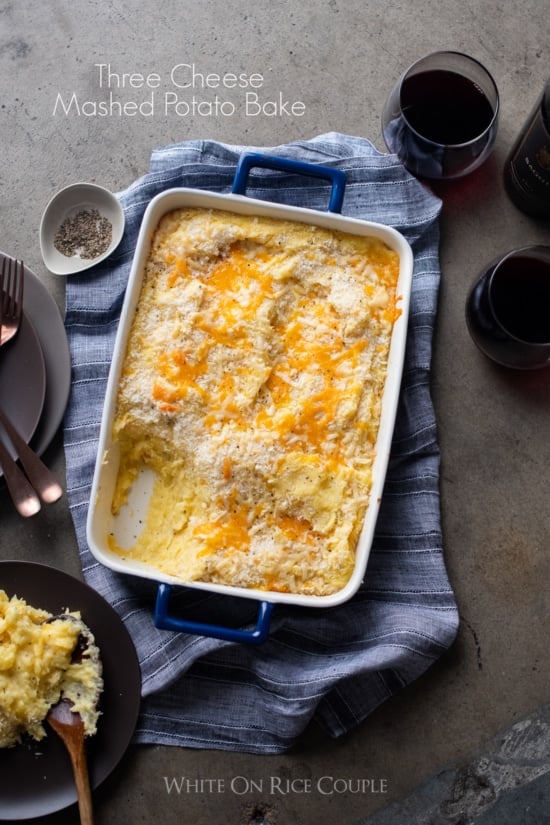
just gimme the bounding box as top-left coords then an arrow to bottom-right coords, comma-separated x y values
40,182 -> 125,276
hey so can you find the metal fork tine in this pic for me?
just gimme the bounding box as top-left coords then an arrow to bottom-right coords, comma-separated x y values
5,259 -> 23,316
2,258 -> 11,316
6,260 -> 12,318
0,257 -> 24,346
0,257 -> 6,314
4,258 -> 13,317
15,259 -> 24,314
6,259 -> 12,317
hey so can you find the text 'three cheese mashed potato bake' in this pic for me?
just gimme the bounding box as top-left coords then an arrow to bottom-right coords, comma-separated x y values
109,207 -> 401,596
0,590 -> 103,748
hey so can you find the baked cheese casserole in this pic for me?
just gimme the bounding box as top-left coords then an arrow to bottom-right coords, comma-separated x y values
109,207 -> 401,596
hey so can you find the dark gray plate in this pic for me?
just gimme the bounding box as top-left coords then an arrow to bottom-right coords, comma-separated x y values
0,561 -> 142,821
17,258 -> 72,456
0,312 -> 46,459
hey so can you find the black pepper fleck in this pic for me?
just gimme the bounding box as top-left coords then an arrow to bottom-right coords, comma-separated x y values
54,208 -> 113,260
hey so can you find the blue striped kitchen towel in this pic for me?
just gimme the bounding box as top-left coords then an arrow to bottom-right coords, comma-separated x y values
63,132 -> 459,754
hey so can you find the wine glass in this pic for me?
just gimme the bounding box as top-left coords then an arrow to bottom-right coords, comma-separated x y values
465,245 -> 550,369
382,51 -> 499,180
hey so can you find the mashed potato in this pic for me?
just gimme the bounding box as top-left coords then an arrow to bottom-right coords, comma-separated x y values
109,207 -> 401,596
0,590 -> 103,748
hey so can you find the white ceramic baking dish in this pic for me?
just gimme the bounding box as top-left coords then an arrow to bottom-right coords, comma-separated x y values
86,153 -> 414,644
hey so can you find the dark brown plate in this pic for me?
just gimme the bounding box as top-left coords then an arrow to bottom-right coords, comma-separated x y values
0,312 -> 46,460
0,561 -> 142,821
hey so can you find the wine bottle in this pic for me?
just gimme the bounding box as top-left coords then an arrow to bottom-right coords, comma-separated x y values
503,78 -> 550,218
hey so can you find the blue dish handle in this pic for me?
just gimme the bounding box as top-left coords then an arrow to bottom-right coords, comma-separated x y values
231,152 -> 346,214
154,583 -> 275,645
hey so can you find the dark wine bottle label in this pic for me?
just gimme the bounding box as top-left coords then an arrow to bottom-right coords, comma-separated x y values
505,105 -> 550,215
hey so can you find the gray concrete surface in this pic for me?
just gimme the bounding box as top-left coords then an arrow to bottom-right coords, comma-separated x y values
1,1 -> 550,823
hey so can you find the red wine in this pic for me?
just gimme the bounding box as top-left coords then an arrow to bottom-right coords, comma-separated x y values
465,247 -> 550,369
383,64 -> 498,179
401,69 -> 495,144
503,79 -> 550,218
490,256 -> 550,343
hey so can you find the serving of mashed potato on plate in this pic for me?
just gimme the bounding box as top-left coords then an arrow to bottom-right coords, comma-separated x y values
0,590 -> 103,748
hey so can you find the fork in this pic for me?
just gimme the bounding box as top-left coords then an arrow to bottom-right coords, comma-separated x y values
1,257 -> 24,345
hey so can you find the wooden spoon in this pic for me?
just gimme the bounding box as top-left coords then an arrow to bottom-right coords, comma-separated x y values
48,698 -> 94,825
45,616 -> 102,825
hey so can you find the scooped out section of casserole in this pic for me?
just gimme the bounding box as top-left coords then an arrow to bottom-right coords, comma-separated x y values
108,207 -> 401,596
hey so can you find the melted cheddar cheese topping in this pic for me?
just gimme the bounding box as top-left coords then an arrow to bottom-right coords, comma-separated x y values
109,207 -> 401,596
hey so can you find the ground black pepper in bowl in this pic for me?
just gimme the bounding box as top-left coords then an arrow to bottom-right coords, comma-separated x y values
54,208 -> 113,259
